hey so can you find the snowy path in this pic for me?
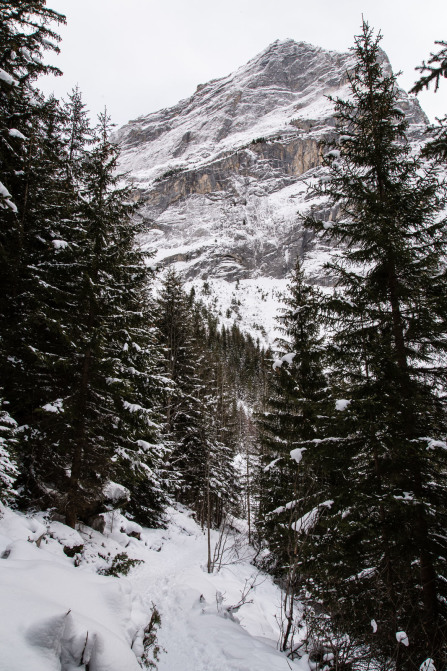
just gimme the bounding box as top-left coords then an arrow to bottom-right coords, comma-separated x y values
130,506 -> 305,671
0,503 -> 306,671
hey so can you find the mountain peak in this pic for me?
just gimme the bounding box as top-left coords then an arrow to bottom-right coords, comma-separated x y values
116,38 -> 426,187
114,39 -> 429,337
234,38 -> 349,94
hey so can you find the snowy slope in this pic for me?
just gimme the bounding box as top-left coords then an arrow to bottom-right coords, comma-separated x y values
115,40 -> 424,184
134,505 -> 306,671
0,503 -> 307,671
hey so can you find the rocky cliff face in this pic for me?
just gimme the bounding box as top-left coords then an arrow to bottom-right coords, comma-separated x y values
115,39 -> 428,341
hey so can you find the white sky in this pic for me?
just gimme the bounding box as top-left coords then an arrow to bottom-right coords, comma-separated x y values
38,0 -> 447,128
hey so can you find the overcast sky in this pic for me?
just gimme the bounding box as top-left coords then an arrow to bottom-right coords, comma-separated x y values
38,0 -> 446,128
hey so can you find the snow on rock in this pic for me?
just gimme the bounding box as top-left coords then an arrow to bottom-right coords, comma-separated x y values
113,40 -> 428,346
101,510 -> 143,542
396,631 -> 409,646
0,506 -> 47,550
47,520 -> 84,550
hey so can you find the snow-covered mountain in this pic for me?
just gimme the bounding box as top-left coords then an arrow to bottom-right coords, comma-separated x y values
115,39 -> 428,344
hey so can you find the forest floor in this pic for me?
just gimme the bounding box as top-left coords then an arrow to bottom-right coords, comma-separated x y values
0,502 -> 307,671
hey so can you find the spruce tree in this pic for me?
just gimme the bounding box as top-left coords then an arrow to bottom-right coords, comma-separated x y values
13,106 -> 167,528
14,90 -> 96,510
0,2 -> 65,422
256,258 -> 331,651
303,22 -> 447,670
0,0 -> 64,326
411,41 -> 447,95
0,0 -> 64,211
156,271 -> 238,526
257,259 -> 327,569
60,111 -> 168,528
0,391 -> 18,503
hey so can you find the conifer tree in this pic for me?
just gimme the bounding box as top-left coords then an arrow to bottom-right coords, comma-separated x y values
411,41 -> 447,94
0,1 -> 64,211
0,2 -> 65,419
0,0 -> 64,324
4,97 -> 71,418
0,392 -> 18,503
59,111 -> 168,528
13,90 -> 97,510
156,271 -> 238,526
304,22 -> 447,670
257,258 -> 328,562
256,258 -> 332,651
13,106 -> 167,528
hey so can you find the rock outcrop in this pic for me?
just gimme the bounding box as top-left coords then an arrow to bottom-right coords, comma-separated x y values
116,39 -> 426,284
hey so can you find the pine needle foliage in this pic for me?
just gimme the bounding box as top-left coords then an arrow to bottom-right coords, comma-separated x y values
257,258 -> 330,575
411,40 -> 447,163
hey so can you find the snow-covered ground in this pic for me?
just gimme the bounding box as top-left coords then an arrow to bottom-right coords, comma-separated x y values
0,503 -> 307,671
187,275 -> 288,348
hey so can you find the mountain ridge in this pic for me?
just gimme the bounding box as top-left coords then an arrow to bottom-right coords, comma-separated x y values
115,39 -> 429,344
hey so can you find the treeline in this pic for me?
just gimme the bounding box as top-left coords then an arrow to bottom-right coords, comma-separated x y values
254,23 -> 447,671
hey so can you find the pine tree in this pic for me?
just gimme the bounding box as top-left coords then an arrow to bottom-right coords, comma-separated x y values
0,391 -> 18,503
59,111 -> 168,528
256,258 -> 331,651
156,271 -> 238,528
303,22 -> 447,670
0,2 -> 65,426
